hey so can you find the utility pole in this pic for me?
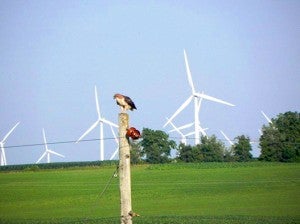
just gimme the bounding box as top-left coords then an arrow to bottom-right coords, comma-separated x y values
118,113 -> 132,224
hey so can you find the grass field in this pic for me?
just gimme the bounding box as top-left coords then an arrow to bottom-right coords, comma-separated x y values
0,162 -> 299,223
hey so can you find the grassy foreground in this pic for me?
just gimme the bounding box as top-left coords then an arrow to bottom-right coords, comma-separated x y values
0,162 -> 299,223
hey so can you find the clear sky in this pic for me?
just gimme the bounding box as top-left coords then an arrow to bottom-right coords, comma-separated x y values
1,0 -> 299,165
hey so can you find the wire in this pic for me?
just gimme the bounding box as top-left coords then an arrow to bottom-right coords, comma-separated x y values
88,165 -> 119,216
4,137 -> 122,149
98,165 -> 119,199
4,136 -> 300,149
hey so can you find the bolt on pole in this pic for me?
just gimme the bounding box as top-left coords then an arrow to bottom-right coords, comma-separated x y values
118,113 -> 132,224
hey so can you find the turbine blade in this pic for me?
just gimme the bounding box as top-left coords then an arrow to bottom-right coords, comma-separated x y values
76,120 -> 99,143
220,130 -> 234,145
185,131 -> 195,137
101,118 -> 118,128
163,95 -> 193,127
168,122 -> 194,133
95,86 -> 101,118
199,125 -> 207,136
2,122 -> 20,143
183,49 -> 196,94
36,151 -> 47,164
42,128 -> 49,151
177,122 -> 194,130
109,125 -> 118,144
166,118 -> 183,135
110,147 -> 119,160
48,150 -> 65,158
261,111 -> 272,123
168,129 -> 176,133
197,92 -> 235,107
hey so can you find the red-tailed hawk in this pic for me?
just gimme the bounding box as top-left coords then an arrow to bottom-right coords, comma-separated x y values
113,93 -> 137,112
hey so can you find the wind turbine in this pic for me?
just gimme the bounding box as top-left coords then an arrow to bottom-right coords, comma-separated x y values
36,128 -> 65,164
164,49 -> 235,145
76,86 -> 118,161
0,122 -> 20,166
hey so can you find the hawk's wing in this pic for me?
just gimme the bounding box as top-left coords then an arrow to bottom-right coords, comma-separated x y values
124,96 -> 137,110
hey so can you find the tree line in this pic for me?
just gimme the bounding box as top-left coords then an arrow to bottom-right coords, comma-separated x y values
1,111 -> 298,171
131,111 -> 300,164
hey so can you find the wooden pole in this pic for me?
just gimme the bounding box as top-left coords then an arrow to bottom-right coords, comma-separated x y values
118,113 -> 132,224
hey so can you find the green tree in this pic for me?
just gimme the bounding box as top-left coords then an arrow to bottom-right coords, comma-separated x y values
199,135 -> 225,162
177,143 -> 195,162
177,143 -> 203,162
177,135 -> 225,162
259,111 -> 300,162
232,135 -> 253,161
224,147 -> 235,162
140,128 -> 176,163
130,141 -> 143,164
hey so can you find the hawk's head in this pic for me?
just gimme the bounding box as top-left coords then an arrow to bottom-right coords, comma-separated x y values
113,93 -> 123,99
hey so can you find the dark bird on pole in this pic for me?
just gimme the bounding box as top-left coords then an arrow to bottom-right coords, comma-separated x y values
113,93 -> 137,112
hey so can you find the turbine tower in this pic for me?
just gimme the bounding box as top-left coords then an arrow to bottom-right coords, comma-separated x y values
164,49 -> 235,145
36,129 -> 65,164
0,122 -> 20,166
76,86 -> 118,161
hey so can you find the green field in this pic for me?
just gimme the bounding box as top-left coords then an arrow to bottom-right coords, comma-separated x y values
0,162 -> 299,223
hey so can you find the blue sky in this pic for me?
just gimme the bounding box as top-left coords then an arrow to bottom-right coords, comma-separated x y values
1,0 -> 299,165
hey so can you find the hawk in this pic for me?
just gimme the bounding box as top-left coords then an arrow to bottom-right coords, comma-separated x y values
113,93 -> 137,112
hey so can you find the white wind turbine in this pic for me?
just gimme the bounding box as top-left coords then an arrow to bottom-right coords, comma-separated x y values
36,129 -> 65,164
76,86 -> 118,161
0,122 -> 20,166
164,49 -> 235,145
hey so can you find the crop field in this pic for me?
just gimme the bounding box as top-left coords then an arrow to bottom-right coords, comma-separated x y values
0,162 -> 299,223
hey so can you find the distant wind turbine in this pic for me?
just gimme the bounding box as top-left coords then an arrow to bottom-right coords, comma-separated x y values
164,49 -> 235,145
36,129 -> 64,164
76,86 -> 118,161
0,122 -> 20,166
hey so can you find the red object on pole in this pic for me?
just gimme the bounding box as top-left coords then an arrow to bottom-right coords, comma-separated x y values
126,127 -> 141,140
